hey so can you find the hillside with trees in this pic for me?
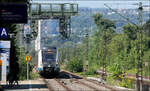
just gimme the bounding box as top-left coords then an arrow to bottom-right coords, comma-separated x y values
40,7 -> 149,48
60,13 -> 150,88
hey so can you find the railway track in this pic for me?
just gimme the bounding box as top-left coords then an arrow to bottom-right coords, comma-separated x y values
43,78 -> 71,91
62,70 -> 118,91
127,73 -> 150,80
42,70 -> 132,91
54,78 -> 71,91
126,74 -> 150,86
97,70 -> 150,81
97,70 -> 150,86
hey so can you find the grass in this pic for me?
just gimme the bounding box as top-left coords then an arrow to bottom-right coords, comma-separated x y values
60,64 -> 65,70
106,75 -> 120,86
77,71 -> 122,87
83,74 -> 100,78
30,72 -> 40,80
127,68 -> 137,74
63,65 -> 135,89
60,62 -> 136,89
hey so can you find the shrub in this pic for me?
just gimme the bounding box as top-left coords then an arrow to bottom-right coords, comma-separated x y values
67,58 -> 83,72
119,77 -> 134,88
85,64 -> 99,75
30,72 -> 40,80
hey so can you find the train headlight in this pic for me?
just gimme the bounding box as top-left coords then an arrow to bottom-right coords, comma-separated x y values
48,65 -> 50,67
56,61 -> 58,65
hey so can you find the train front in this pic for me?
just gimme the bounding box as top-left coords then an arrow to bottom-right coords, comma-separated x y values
42,48 -> 60,74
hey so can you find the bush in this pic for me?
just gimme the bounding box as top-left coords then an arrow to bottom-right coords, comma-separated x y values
119,77 -> 134,88
18,46 -> 37,80
30,72 -> 40,80
85,64 -> 99,75
67,58 -> 83,72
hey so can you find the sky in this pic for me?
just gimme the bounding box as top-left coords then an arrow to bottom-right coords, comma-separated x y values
32,0 -> 150,9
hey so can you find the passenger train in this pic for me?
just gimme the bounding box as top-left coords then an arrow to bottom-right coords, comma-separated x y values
35,47 -> 60,75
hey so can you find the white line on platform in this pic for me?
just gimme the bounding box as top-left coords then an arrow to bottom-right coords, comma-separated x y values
29,80 -> 32,91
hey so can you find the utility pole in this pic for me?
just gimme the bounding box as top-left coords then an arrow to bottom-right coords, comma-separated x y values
104,2 -> 144,90
74,32 -> 76,58
85,30 -> 89,72
102,25 -> 107,82
67,38 -> 70,62
136,2 -> 143,91
84,8 -> 91,72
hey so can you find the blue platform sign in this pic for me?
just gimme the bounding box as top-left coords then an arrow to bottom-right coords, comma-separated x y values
0,28 -> 8,39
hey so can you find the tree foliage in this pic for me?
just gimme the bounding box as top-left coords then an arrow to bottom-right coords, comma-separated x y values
60,13 -> 150,88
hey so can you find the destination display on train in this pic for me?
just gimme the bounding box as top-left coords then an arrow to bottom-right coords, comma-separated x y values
0,4 -> 27,23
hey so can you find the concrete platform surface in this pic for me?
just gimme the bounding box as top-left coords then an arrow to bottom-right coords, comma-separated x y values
1,79 -> 49,91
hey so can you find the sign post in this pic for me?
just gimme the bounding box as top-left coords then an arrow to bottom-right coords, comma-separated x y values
27,62 -> 29,80
25,55 -> 31,80
0,60 -> 2,66
0,60 -> 2,82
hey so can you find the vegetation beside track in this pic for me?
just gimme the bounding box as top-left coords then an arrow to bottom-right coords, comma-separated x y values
18,46 -> 40,80
60,13 -> 150,89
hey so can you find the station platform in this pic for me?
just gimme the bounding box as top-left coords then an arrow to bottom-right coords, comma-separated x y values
0,79 -> 49,91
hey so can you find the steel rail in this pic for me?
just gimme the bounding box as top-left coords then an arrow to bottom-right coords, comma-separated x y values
62,70 -> 117,91
75,79 -> 102,91
54,78 -> 72,91
42,78 -> 53,91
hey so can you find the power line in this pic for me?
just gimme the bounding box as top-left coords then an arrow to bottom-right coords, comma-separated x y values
104,4 -> 137,26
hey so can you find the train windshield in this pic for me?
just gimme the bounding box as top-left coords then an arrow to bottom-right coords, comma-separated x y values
45,53 -> 56,60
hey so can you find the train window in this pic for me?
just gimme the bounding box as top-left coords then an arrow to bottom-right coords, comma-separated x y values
48,51 -> 53,53
45,53 -> 56,60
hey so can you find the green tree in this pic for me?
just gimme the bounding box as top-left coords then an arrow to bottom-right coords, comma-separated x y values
92,13 -> 116,66
108,34 -> 129,76
143,19 -> 150,37
18,46 -> 26,80
122,24 -> 138,40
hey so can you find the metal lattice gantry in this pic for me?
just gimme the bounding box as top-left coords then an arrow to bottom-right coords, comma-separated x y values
28,3 -> 78,19
28,3 -> 78,38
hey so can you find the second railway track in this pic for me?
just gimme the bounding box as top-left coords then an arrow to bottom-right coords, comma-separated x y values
42,70 -> 133,91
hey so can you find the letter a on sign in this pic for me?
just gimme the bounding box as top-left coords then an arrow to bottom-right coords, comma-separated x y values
0,28 -> 8,39
1,28 -> 7,36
